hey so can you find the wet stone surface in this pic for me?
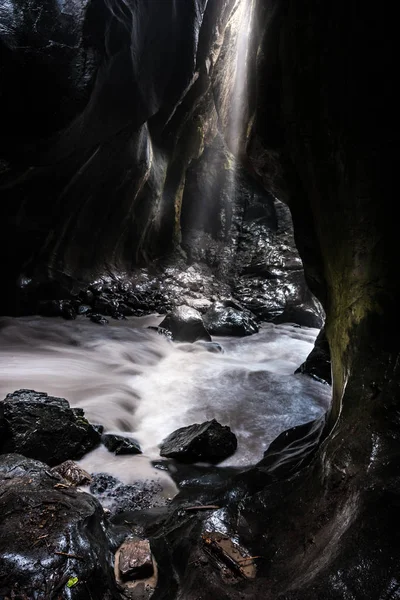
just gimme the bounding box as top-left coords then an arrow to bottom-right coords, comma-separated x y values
0,389 -> 101,466
89,473 -> 167,516
203,302 -> 259,336
159,305 -> 212,343
102,433 -> 142,455
0,453 -> 121,599
160,419 -> 238,464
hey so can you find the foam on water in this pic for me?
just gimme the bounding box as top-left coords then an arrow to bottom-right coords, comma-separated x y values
0,315 -> 331,483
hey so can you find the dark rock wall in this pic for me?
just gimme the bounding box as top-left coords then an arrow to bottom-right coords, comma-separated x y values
1,0 -> 318,327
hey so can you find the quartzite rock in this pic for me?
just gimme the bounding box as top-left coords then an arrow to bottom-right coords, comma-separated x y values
159,306 -> 211,343
0,389 -> 101,466
160,419 -> 237,464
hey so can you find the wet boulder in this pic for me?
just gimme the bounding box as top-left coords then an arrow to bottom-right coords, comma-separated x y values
0,389 -> 101,466
203,302 -> 259,336
102,433 -> 142,455
159,306 -> 211,343
115,538 -> 158,599
51,459 -> 92,486
0,454 -> 118,599
159,419 -> 237,464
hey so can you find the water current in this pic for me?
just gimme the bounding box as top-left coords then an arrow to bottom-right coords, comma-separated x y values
0,315 -> 331,494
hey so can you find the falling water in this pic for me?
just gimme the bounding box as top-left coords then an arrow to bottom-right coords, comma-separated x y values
226,0 -> 255,156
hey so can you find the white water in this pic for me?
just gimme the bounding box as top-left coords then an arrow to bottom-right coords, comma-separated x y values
0,315 -> 331,487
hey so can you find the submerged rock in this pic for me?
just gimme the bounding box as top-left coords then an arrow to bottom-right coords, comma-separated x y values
0,454 -> 118,599
159,305 -> 211,343
159,419 -> 237,464
89,313 -> 109,325
102,433 -> 142,455
203,302 -> 259,336
0,389 -> 101,466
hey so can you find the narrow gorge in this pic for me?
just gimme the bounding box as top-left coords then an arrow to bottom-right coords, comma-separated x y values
0,1 -> 397,599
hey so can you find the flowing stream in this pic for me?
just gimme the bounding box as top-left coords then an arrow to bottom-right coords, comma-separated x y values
0,315 -> 331,495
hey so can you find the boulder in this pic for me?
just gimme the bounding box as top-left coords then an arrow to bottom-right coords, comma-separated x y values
51,459 -> 92,486
0,389 -> 101,466
0,454 -> 119,599
114,538 -> 158,599
117,539 -> 153,580
158,306 -> 211,343
159,419 -> 237,464
203,302 -> 259,336
102,434 -> 142,455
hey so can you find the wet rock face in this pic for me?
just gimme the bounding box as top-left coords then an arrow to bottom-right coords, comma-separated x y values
0,389 -> 100,466
0,454 -> 119,599
203,302 -> 259,336
295,327 -> 331,385
159,419 -> 237,464
159,306 -> 212,343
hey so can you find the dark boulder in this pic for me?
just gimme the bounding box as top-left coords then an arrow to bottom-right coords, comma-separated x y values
295,327 -> 332,384
274,303 -> 324,329
0,390 -> 101,466
102,434 -> 142,456
159,419 -> 237,464
89,313 -> 109,325
203,302 -> 259,336
0,453 -> 119,599
159,306 -> 211,343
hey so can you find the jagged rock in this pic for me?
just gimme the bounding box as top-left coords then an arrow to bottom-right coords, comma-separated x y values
89,313 -> 109,325
102,434 -> 142,456
159,419 -> 237,464
114,539 -> 158,599
0,454 -> 118,599
203,302 -> 259,336
0,389 -> 101,466
159,306 -> 211,343
51,460 -> 92,486
295,327 -> 331,384
117,539 -> 154,580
